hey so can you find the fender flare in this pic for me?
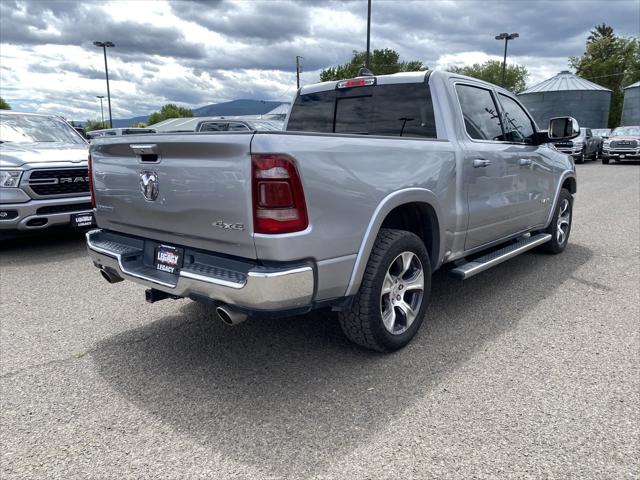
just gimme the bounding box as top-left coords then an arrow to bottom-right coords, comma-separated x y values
545,170 -> 577,228
344,188 -> 444,297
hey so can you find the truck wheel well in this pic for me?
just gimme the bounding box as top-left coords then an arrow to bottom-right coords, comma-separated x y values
380,202 -> 439,265
562,177 -> 577,194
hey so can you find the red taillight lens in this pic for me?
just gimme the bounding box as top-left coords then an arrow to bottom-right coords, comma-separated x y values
88,153 -> 95,209
252,154 -> 308,234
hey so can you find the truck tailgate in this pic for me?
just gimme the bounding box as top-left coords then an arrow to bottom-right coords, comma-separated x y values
91,134 -> 256,259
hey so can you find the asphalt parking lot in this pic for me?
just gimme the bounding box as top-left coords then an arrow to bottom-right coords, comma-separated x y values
1,161 -> 638,479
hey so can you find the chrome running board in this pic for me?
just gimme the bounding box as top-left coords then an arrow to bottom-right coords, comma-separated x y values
450,233 -> 552,280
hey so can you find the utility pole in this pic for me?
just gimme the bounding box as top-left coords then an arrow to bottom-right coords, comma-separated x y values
365,0 -> 372,68
495,32 -> 519,87
296,56 -> 303,89
96,95 -> 105,128
93,41 -> 115,128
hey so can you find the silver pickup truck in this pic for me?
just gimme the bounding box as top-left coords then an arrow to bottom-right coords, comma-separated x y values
86,70 -> 579,352
0,111 -> 94,236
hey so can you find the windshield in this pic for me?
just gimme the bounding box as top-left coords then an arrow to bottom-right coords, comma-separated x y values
611,126 -> 640,137
0,113 -> 85,144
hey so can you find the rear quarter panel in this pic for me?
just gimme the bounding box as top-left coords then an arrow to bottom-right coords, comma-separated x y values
251,132 -> 457,279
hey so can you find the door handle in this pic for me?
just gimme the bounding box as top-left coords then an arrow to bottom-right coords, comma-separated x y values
473,159 -> 491,168
519,158 -> 532,166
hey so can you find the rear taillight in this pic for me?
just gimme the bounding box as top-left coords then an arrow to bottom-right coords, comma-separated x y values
88,154 -> 95,208
252,154 -> 308,234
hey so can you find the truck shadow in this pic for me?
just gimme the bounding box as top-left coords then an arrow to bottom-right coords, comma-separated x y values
92,244 -> 593,475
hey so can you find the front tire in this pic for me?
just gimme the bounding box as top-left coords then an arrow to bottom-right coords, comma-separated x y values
602,157 -> 609,165
338,229 -> 431,352
539,188 -> 573,254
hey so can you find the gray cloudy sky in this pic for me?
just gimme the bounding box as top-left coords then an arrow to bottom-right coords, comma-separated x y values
0,0 -> 638,120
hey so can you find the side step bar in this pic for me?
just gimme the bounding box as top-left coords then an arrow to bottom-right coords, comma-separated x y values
450,233 -> 552,280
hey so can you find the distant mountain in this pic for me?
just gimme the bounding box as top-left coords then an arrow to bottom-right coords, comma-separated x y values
192,99 -> 282,117
112,115 -> 149,128
90,99 -> 283,128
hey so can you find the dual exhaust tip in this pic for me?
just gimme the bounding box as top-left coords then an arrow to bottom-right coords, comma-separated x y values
216,305 -> 247,325
99,268 -> 247,325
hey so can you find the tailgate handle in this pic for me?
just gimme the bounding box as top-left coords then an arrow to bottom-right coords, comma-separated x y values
130,144 -> 158,162
130,144 -> 157,155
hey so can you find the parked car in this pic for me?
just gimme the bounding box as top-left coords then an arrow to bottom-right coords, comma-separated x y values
553,127 -> 599,163
86,127 -> 156,140
601,126 -> 640,164
0,111 -> 94,237
592,128 -> 611,139
86,70 -> 578,352
196,119 -> 283,132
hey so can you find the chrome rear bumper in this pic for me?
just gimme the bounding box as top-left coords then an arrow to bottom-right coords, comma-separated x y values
86,229 -> 315,311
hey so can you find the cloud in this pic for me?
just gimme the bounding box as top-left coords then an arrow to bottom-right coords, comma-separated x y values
1,0 -> 638,120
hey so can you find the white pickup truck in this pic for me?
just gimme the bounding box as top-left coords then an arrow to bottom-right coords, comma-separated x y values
86,70 -> 579,351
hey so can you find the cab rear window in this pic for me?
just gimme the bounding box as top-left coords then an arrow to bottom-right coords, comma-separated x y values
287,82 -> 437,138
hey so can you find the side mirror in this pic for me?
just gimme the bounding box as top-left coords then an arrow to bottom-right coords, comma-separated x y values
548,116 -> 579,140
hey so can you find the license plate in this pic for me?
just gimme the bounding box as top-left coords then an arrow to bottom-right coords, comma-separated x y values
71,212 -> 95,228
154,244 -> 183,275
620,155 -> 626,159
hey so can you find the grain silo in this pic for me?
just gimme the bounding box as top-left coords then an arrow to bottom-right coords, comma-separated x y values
517,71 -> 611,129
621,81 -> 640,126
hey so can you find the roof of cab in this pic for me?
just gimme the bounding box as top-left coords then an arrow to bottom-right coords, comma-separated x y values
298,69 -> 514,96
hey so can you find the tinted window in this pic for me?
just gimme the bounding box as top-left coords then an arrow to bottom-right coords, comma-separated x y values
287,83 -> 437,138
199,122 -> 228,132
456,85 -> 503,141
498,93 -> 536,144
227,123 -> 250,131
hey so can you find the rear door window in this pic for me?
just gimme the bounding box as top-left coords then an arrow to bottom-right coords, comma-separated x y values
455,84 -> 504,141
287,82 -> 437,138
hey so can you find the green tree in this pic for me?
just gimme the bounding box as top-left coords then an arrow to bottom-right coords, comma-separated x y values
131,122 -> 148,128
447,60 -> 529,93
569,24 -> 640,128
83,119 -> 107,132
320,48 -> 425,81
0,97 -> 11,110
147,103 -> 193,126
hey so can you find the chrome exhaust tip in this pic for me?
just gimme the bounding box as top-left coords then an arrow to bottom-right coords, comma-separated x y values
216,305 -> 248,325
100,268 -> 123,284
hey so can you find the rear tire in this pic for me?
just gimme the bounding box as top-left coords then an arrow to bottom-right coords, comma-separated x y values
338,229 -> 431,352
539,188 -> 573,254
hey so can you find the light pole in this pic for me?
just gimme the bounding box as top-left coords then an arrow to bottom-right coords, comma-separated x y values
93,41 -> 114,128
295,56 -> 303,89
365,0 -> 372,68
96,95 -> 105,128
495,32 -> 519,87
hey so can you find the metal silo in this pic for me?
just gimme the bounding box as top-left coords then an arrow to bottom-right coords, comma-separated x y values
517,71 -> 611,129
621,81 -> 640,126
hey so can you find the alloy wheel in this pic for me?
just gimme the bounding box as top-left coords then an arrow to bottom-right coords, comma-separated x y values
380,252 -> 424,335
556,198 -> 571,245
